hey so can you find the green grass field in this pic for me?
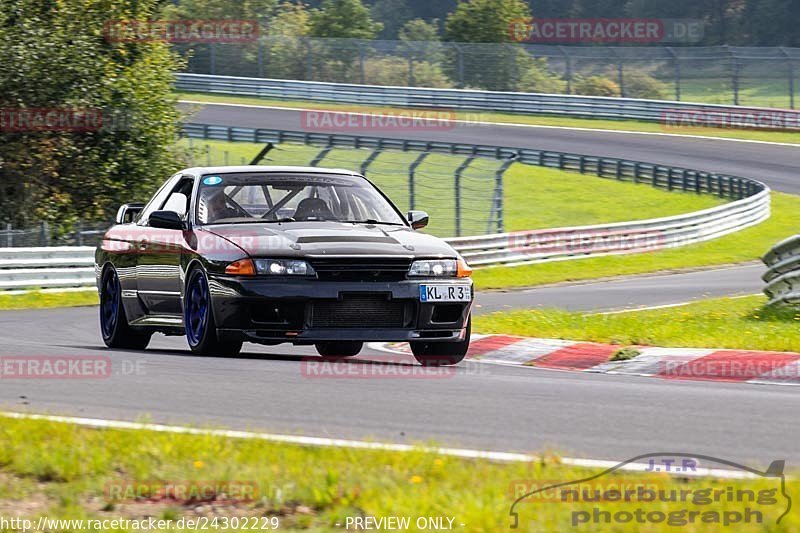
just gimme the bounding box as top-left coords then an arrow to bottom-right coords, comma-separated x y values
0,290 -> 98,310
474,295 -> 800,352
473,192 -> 799,290
178,92 -> 800,145
182,138 -> 724,238
0,416 -> 795,531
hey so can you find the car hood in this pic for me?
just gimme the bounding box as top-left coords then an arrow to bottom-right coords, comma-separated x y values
202,222 -> 457,259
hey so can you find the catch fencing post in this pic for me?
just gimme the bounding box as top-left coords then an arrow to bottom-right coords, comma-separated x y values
781,48 -> 795,109
667,47 -> 681,101
41,222 -> 49,246
408,152 -> 429,211
454,156 -> 475,237
360,149 -> 381,175
5,223 -> 11,247
493,158 -> 514,234
310,145 -> 333,167
210,43 -> 216,75
559,46 -> 573,94
455,44 -> 465,88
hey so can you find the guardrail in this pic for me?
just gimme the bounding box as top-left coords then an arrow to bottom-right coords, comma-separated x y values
0,123 -> 771,290
176,73 -> 800,130
182,123 -> 765,202
762,236 -> 800,306
0,189 -> 770,289
0,247 -> 96,290
456,189 -> 770,267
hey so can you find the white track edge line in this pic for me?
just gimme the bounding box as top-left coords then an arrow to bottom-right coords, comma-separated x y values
179,100 -> 800,148
0,411 -> 758,478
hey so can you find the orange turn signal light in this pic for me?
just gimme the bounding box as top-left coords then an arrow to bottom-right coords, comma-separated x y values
225,258 -> 256,276
456,258 -> 473,278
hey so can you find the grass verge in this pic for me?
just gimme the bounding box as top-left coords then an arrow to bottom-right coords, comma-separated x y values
474,295 -> 800,352
178,91 -> 800,145
473,192 -> 800,290
0,290 -> 98,311
0,416 -> 796,531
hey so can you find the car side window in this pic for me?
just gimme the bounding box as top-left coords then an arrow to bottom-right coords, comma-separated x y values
160,178 -> 195,219
137,174 -> 181,225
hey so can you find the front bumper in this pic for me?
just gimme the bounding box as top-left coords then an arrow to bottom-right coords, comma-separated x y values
208,274 -> 474,344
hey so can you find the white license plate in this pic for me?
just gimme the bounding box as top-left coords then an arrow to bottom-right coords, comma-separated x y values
419,284 -> 471,302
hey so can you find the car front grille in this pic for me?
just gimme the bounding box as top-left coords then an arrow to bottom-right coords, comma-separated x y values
310,257 -> 412,282
311,294 -> 411,328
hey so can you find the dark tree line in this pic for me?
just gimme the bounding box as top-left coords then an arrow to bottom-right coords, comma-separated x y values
365,0 -> 800,46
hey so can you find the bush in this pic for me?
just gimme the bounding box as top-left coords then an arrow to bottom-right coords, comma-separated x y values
573,76 -> 621,97
517,58 -> 567,94
363,57 -> 453,88
623,72 -> 669,100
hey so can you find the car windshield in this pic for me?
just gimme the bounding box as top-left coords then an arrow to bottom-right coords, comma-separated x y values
196,172 -> 407,226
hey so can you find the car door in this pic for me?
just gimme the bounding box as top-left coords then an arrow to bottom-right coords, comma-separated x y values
136,175 -> 195,316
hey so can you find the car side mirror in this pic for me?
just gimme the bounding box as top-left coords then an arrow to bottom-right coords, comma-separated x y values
149,210 -> 186,230
407,210 -> 429,230
115,203 -> 145,224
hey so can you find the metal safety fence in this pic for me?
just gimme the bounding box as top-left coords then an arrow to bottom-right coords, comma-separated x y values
175,39 -> 800,108
763,236 -> 800,307
176,74 -> 800,130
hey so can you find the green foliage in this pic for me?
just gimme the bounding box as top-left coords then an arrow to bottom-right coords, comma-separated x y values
517,58 -> 568,93
443,0 -> 530,44
399,18 -> 440,42
443,0 -> 531,91
362,58 -> 452,88
161,0 -> 278,20
611,347 -> 641,361
573,76 -> 622,97
0,0 -> 184,228
261,2 -> 312,80
370,0 -> 414,39
310,0 -> 383,39
623,71 -> 669,100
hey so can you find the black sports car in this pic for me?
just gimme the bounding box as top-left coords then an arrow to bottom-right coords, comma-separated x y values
96,166 -> 474,366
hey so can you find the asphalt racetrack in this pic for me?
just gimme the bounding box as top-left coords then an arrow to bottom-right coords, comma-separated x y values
2,102 -> 797,466
1,306 -> 798,466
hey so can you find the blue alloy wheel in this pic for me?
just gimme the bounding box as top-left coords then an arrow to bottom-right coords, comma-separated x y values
99,266 -> 151,350
185,269 -> 209,347
100,268 -> 119,339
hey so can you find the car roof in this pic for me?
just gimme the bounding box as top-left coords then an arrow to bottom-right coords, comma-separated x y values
181,166 -> 364,178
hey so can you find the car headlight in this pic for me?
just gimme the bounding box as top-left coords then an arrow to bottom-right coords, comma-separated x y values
254,259 -> 315,276
408,259 -> 457,277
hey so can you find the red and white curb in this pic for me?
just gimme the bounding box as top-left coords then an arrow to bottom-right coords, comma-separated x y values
371,335 -> 800,386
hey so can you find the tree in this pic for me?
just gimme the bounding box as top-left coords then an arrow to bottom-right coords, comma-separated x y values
399,18 -> 440,42
443,0 -> 533,90
264,1 -> 312,79
162,0 -> 278,22
371,0 -> 414,39
309,0 -> 383,39
0,0 -> 184,230
443,0 -> 531,43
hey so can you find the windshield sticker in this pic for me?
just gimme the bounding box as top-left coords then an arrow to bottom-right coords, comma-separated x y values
203,176 -> 223,186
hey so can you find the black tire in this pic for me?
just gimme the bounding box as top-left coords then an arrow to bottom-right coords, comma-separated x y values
315,341 -> 364,358
100,266 -> 152,350
184,267 -> 243,357
410,316 -> 471,367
